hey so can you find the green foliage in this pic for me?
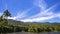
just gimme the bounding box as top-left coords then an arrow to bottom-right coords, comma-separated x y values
0,19 -> 60,33
3,10 -> 11,17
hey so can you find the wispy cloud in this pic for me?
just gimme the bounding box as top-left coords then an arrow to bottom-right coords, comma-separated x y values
5,2 -> 7,9
0,13 -> 3,16
8,0 -> 60,22
55,13 -> 60,18
8,8 -> 33,20
5,0 -> 8,9
20,15 -> 54,22
33,0 -> 47,11
16,8 -> 33,19
28,0 -> 58,19
19,0 -> 60,22
20,13 -> 60,22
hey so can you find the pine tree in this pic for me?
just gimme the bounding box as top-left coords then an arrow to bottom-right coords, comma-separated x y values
3,10 -> 11,19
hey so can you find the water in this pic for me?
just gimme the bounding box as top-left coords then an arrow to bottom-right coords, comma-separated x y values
7,32 -> 60,34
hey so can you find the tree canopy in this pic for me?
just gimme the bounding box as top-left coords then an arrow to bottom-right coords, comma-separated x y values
3,10 -> 11,17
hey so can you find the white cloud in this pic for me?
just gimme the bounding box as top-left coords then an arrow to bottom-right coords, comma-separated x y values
8,8 -> 33,20
20,13 -> 60,22
34,0 -> 47,10
16,8 -> 33,19
20,15 -> 54,22
8,0 -> 60,22
0,13 -> 3,16
19,1 -> 60,22
28,3 -> 58,19
54,13 -> 60,18
8,17 -> 16,20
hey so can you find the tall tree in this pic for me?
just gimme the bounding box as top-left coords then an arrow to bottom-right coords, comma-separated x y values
3,10 -> 11,19
2,10 -> 11,24
3,10 -> 11,17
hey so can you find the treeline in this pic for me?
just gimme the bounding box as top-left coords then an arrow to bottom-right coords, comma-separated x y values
0,19 -> 60,33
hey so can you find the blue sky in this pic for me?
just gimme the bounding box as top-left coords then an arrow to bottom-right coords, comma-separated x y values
0,0 -> 60,22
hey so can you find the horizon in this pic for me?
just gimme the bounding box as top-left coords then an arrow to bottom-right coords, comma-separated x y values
0,0 -> 60,22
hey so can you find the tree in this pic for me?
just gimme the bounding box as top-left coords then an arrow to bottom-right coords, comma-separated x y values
2,10 -> 11,24
3,10 -> 11,19
0,16 -> 3,22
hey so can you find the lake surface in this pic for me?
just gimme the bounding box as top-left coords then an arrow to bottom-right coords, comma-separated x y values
7,32 -> 60,34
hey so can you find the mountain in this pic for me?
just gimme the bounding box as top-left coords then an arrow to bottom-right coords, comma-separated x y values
7,19 -> 60,26
25,22 -> 60,26
8,19 -> 24,26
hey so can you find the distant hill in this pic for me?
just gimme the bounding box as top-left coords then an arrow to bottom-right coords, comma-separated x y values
8,19 -> 24,26
7,19 -> 60,26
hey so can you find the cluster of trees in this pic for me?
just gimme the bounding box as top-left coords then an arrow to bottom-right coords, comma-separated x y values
0,10 -> 60,33
0,24 -> 60,33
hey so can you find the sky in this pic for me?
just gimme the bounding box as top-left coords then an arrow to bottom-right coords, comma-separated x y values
0,0 -> 60,22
